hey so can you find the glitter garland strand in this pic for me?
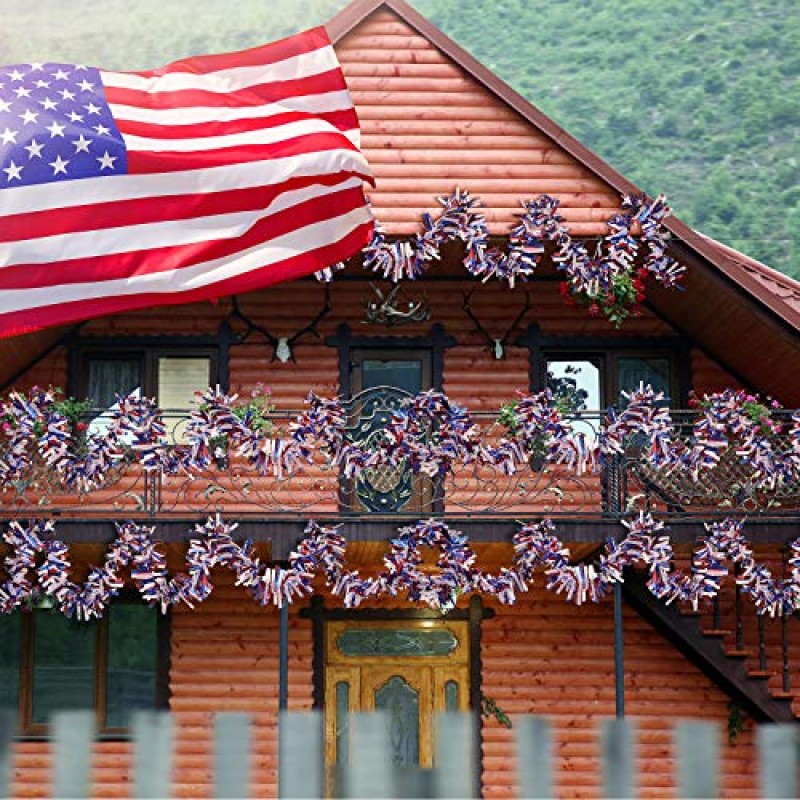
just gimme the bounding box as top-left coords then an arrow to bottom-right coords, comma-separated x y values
1,386 -> 798,498
1,514 -> 797,619
318,189 -> 686,325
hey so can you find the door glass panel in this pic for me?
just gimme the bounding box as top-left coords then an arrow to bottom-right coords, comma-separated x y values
444,680 -> 459,712
32,613 -> 95,723
616,357 -> 671,406
0,613 -> 20,710
374,675 -> 420,768
337,628 -> 458,657
335,681 -> 350,767
105,604 -> 158,729
361,359 -> 423,395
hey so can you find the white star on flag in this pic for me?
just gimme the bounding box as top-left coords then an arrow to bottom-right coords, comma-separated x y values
23,139 -> 44,159
49,155 -> 69,175
46,120 -> 65,137
96,150 -> 116,170
3,161 -> 23,181
72,134 -> 91,153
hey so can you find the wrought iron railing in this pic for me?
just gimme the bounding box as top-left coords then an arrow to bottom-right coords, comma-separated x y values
0,391 -> 798,519
619,409 -> 800,515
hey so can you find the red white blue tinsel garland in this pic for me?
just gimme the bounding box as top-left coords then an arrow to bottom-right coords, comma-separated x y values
317,189 -> 685,324
0,514 -> 797,620
1,385 -> 798,496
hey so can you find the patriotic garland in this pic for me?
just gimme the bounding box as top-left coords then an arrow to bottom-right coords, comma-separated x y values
1,385 -> 798,497
318,189 -> 685,326
0,514 -> 797,620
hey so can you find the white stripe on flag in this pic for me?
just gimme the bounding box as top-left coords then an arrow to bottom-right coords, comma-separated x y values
121,117 -> 339,152
108,89 -> 355,126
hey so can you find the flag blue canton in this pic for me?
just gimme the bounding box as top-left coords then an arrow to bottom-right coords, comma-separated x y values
0,62 -> 127,188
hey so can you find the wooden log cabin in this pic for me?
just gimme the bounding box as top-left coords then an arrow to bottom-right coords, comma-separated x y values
1,0 -> 799,796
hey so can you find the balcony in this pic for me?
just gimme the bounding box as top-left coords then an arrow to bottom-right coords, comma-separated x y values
1,387 -> 798,524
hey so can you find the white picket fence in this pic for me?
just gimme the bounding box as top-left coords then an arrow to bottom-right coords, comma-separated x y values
0,710 -> 797,798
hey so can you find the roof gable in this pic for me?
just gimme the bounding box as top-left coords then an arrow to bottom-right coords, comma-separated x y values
327,0 -> 800,404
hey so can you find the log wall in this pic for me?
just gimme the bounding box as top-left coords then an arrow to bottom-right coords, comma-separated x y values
10,560 -> 799,798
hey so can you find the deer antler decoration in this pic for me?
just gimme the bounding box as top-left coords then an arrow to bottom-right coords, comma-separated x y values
229,285 -> 332,363
363,283 -> 431,327
462,288 -> 531,359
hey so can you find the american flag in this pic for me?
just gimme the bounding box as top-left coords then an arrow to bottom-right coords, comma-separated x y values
0,27 -> 373,337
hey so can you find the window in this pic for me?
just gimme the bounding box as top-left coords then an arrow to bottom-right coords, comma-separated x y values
1,601 -> 167,735
543,352 -> 676,410
350,349 -> 431,397
76,346 -> 216,443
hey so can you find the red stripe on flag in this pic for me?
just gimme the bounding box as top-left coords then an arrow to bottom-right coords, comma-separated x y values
0,222 -> 373,338
0,184 -> 368,289
114,108 -> 359,140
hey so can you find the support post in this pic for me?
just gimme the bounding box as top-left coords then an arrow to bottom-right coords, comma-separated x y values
614,581 -> 625,719
279,602 -> 289,712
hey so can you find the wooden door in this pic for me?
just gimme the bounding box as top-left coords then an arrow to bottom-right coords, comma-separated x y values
324,620 -> 469,773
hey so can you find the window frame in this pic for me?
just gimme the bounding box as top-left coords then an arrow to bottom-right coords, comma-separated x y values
542,349 -> 680,409
10,598 -> 170,738
518,325 -> 691,409
350,348 -> 433,396
73,344 -> 220,410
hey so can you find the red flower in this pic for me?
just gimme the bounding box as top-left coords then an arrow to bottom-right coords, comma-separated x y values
636,268 -> 649,280
558,281 -> 570,297
588,303 -> 600,317
632,278 -> 645,292
635,292 -> 646,303
76,422 -> 87,432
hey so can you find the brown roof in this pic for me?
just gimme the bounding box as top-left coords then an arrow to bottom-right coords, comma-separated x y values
702,235 -> 800,322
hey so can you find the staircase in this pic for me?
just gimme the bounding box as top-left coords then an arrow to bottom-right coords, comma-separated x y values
622,568 -> 798,723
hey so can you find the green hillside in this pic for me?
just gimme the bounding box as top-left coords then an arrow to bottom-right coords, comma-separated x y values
2,0 -> 797,276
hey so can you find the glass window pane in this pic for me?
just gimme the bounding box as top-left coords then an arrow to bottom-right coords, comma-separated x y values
0,613 -> 20,711
444,680 -> 459,712
335,681 -> 350,767
546,359 -> 600,412
374,675 -> 419,768
106,605 -> 158,729
158,357 -> 210,444
546,359 -> 601,441
336,628 -> 458,657
88,357 -> 142,410
32,613 -> 95,724
361,359 -> 422,395
616,357 -> 671,406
